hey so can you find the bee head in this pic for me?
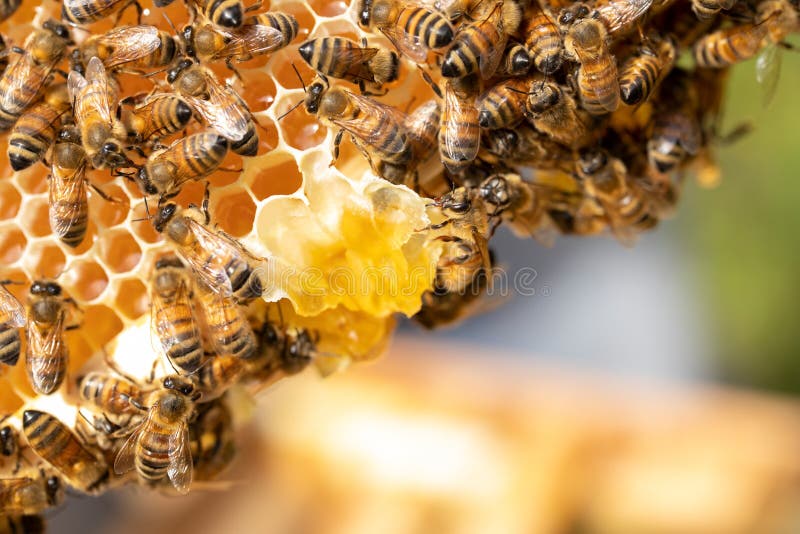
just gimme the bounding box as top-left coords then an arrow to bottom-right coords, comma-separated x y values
45,476 -> 62,506
30,280 -> 62,297
135,166 -> 158,196
282,329 -> 314,374
305,78 -> 329,114
480,175 -> 511,211
42,19 -> 72,43
153,203 -> 178,233
528,83 -> 560,114
0,426 -> 15,456
216,3 -> 243,28
577,150 -> 608,176
358,0 -> 374,28
167,58 -> 194,84
162,375 -> 196,397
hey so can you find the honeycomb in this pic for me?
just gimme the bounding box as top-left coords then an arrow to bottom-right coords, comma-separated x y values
0,0 -> 796,525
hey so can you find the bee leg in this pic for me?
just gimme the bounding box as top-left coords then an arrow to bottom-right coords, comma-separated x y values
225,59 -> 244,82
244,0 -> 262,12
201,183 -> 211,225
115,0 -> 143,25
419,68 -> 443,99
10,46 -> 24,56
89,183 -> 122,204
331,130 -> 345,166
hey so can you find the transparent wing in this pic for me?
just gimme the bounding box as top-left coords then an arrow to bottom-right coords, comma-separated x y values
218,24 -> 286,58
101,26 -> 163,69
49,163 -> 88,239
178,219 -> 236,296
25,312 -> 67,393
380,25 -> 428,64
478,6 -> 507,79
167,425 -> 192,494
1,58 -> 39,113
331,92 -> 409,150
182,81 -> 249,141
84,57 -> 116,126
756,44 -> 780,108
596,0 -> 652,34
66,68 -> 88,108
443,86 -> 479,162
0,285 -> 25,327
113,422 -> 142,475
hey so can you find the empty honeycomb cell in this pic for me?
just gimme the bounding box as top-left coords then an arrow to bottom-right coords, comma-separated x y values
277,102 -> 328,151
63,260 -> 109,303
256,117 -> 281,155
14,165 -> 48,195
308,0 -> 349,18
315,18 -> 361,40
234,70 -> 277,114
129,203 -> 161,244
22,242 -> 66,279
96,230 -> 142,274
249,156 -> 304,200
4,364 -> 34,402
0,378 -> 24,415
89,184 -> 130,229
113,278 -> 149,321
79,304 -> 124,352
271,51 -> 317,90
171,181 -> 208,212
0,226 -> 26,264
0,268 -> 29,302
66,331 -> 95,376
0,182 -> 21,220
212,188 -> 257,237
18,197 -> 51,238
208,152 -> 245,189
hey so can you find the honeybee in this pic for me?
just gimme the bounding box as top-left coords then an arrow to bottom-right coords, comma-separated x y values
0,0 -> 20,23
79,372 -> 147,417
525,81 -> 595,148
522,0 -> 563,75
439,74 -> 480,173
149,254 -> 204,375
185,12 -> 298,69
7,83 -> 70,171
0,474 -> 62,515
194,354 -> 245,401
593,0 -> 653,36
0,21 -> 71,131
298,37 -> 400,94
190,400 -> 236,482
49,125 -> 91,248
618,36 -> 676,106
414,255 -> 492,328
358,0 -> 455,64
404,98 -> 442,168
495,43 -> 531,77
0,281 -> 25,367
167,59 -> 258,156
194,280 -> 257,362
22,410 -> 109,493
191,0 -> 245,28
691,0 -> 735,20
77,25 -> 178,73
564,17 -> 619,114
308,79 -> 414,182
121,93 -> 193,144
114,375 -> 200,493
477,76 -> 538,129
68,57 -> 130,170
441,1 -> 508,79
647,110 -> 701,173
152,201 -> 267,303
257,321 -> 317,376
25,280 -> 77,395
483,125 -> 573,169
62,0 -> 141,25
135,131 -> 229,197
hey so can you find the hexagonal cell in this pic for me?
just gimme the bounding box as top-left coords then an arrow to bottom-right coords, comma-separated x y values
80,304 -> 124,350
213,188 -> 257,237
89,183 -> 130,229
250,156 -> 303,200
308,0 -> 348,18
114,278 -> 149,321
0,377 -> 25,414
66,330 -> 95,376
96,230 -> 142,274
0,225 -> 27,264
171,181 -> 207,212
276,98 -> 328,151
22,242 -> 66,279
62,260 -> 109,302
314,19 -> 361,41
256,116 -> 280,156
0,267 -> 30,303
0,182 -> 21,220
271,50 -> 317,91
14,165 -> 48,195
233,68 -> 277,113
19,196 -> 51,238
129,202 -> 161,244
208,152 -> 245,189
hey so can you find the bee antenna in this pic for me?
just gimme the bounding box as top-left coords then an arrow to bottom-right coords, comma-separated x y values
162,11 -> 178,34
291,63 -> 307,93
143,66 -> 170,78
419,68 -> 443,99
0,279 -> 24,285
277,99 -> 304,121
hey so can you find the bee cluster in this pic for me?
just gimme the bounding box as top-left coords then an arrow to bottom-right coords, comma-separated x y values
0,0 -> 796,526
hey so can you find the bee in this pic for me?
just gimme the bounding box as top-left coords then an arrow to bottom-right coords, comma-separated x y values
441,1 -> 509,79
647,110 -> 701,173
121,93 -> 193,144
404,98 -> 442,168
358,0 -> 455,64
0,421 -> 20,472
593,0 -> 653,36
483,125 -> 573,170
525,80 -> 595,148
77,25 -> 178,73
25,280 -> 76,395
298,37 -> 400,95
7,83 -> 71,171
308,79 -> 414,182
522,0 -> 563,75
477,76 -> 539,130
564,17 -> 620,115
618,36 -> 676,106
114,375 -> 200,494
0,21 -> 71,131
413,254 -> 492,328
194,354 -> 245,401
0,281 -> 25,367
167,59 -> 258,156
185,12 -> 298,70
194,280 -> 257,362
135,131 -> 229,197
1,514 -> 47,534
22,410 -> 109,493
48,125 -> 91,248
67,57 -> 130,170
152,201 -> 267,303
574,150 -> 657,243
190,400 -> 236,482
439,74 -> 481,173
691,0 -> 735,21
0,0 -> 20,23
148,254 -> 204,375
495,43 -> 531,77
191,0 -> 245,28
0,474 -> 62,515
258,321 -> 317,376
62,0 -> 141,25
79,372 -> 147,417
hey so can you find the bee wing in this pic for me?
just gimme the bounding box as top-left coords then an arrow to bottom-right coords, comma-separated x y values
180,219 -> 236,296
380,25 -> 429,64
101,26 -> 163,69
150,278 -> 198,357
0,285 -> 26,327
218,24 -> 286,58
167,424 -> 192,494
25,311 -> 67,393
443,85 -> 479,162
85,57 -> 117,126
113,421 -> 143,475
48,163 -> 88,239
756,44 -> 781,108
330,92 -> 408,150
183,83 -> 249,142
596,0 -> 652,34
66,68 -> 89,109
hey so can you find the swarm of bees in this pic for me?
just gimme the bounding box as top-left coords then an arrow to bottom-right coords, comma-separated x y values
0,0 -> 795,525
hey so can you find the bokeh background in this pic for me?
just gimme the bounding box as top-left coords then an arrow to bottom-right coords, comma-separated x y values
52,42 -> 800,534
